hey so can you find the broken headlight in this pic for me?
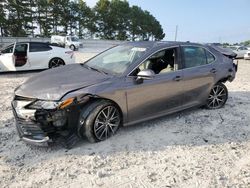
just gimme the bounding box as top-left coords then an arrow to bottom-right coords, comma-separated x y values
27,98 -> 75,110
27,100 -> 61,110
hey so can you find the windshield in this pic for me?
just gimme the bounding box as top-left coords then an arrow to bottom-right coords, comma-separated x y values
84,45 -> 147,75
71,37 -> 79,42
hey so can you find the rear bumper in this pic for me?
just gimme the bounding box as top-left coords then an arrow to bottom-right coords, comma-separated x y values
244,54 -> 250,60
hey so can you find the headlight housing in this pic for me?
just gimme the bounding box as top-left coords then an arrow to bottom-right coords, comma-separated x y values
26,98 -> 75,110
27,100 -> 61,110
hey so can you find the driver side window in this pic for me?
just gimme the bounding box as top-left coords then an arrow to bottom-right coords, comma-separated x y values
132,48 -> 177,76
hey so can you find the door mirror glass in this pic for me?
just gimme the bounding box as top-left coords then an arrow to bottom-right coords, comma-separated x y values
137,69 -> 155,80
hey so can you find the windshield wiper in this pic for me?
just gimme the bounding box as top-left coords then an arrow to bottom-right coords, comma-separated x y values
82,64 -> 108,75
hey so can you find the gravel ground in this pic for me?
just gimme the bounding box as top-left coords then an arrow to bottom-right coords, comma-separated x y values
0,60 -> 249,188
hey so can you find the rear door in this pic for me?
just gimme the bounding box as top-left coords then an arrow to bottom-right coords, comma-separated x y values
28,43 -> 52,69
181,45 -> 217,107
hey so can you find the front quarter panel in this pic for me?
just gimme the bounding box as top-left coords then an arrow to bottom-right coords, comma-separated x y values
62,77 -> 128,123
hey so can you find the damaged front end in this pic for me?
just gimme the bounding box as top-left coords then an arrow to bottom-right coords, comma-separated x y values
11,95 -> 90,147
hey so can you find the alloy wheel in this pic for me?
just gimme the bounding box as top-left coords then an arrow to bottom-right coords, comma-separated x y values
50,58 -> 64,68
207,84 -> 227,109
94,106 -> 120,141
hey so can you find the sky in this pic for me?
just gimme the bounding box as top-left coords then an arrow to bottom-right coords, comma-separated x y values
85,0 -> 250,43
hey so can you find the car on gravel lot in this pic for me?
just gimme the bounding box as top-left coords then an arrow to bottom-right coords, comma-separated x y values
11,41 -> 237,147
0,42 -> 75,72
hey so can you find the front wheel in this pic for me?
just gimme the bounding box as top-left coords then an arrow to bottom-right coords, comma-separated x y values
205,82 -> 228,109
78,100 -> 121,143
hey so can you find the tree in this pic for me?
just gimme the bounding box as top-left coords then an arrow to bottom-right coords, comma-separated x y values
5,0 -> 28,36
0,0 -> 7,36
241,40 -> 250,46
94,0 -> 113,39
23,0 -> 37,37
1,0 -> 165,40
128,5 -> 165,41
37,0 -> 53,36
78,0 -> 96,38
109,0 -> 130,40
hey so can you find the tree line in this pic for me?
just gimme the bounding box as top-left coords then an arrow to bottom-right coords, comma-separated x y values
0,0 -> 165,41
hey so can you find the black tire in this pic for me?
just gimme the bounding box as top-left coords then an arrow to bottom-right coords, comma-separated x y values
78,100 -> 122,143
69,45 -> 76,51
48,58 -> 65,68
205,82 -> 228,109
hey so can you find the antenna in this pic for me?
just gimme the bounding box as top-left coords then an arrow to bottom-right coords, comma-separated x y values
175,25 -> 178,41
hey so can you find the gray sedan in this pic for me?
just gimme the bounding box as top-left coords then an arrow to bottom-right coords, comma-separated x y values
12,41 -> 237,147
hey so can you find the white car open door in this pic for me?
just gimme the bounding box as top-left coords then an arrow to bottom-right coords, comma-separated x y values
0,43 -> 16,72
13,43 -> 31,71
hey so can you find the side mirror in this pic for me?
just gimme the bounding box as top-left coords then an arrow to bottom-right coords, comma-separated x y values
136,69 -> 155,83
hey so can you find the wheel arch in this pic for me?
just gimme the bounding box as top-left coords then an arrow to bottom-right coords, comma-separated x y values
216,75 -> 232,84
76,96 -> 124,140
81,96 -> 124,122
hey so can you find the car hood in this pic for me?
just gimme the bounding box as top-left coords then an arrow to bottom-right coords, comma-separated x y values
15,64 -> 111,101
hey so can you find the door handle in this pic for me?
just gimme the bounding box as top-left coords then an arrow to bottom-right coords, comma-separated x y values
173,76 -> 182,81
210,68 -> 217,74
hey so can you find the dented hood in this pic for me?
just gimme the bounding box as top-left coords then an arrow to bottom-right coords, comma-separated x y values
15,64 -> 111,101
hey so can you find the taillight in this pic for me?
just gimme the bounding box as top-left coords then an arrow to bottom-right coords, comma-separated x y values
65,51 -> 74,58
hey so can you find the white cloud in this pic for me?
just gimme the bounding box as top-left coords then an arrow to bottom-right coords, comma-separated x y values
84,0 -> 99,8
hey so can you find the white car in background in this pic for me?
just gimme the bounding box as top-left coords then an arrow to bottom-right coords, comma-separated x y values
0,42 -> 75,72
244,51 -> 250,60
228,46 -> 248,59
51,35 -> 83,51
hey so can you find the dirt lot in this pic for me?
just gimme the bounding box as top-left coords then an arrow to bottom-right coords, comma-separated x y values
0,60 -> 249,188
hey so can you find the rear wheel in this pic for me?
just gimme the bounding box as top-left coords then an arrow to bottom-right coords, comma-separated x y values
205,82 -> 228,109
49,58 -> 65,68
70,45 -> 76,51
78,100 -> 121,143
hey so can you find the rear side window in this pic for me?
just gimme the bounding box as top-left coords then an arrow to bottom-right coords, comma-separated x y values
206,50 -> 215,64
183,46 -> 215,68
29,43 -> 52,52
183,46 -> 207,68
239,46 -> 247,50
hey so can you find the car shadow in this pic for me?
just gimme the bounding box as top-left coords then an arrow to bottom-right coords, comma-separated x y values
1,91 -> 249,167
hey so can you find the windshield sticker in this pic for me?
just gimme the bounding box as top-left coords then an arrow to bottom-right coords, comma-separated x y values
131,47 -> 146,52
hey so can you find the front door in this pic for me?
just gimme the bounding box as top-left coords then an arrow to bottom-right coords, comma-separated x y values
0,44 -> 15,71
125,47 -> 184,123
14,43 -> 30,71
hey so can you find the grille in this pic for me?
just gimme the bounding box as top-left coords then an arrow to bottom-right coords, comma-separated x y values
16,118 -> 44,136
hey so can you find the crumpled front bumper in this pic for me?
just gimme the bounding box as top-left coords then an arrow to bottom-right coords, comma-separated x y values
12,101 -> 52,146
14,117 -> 50,146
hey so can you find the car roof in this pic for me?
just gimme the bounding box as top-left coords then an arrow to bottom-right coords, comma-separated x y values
15,42 -> 50,45
124,41 -> 202,48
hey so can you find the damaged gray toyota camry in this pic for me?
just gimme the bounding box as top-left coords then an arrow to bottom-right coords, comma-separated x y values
12,41 -> 237,147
